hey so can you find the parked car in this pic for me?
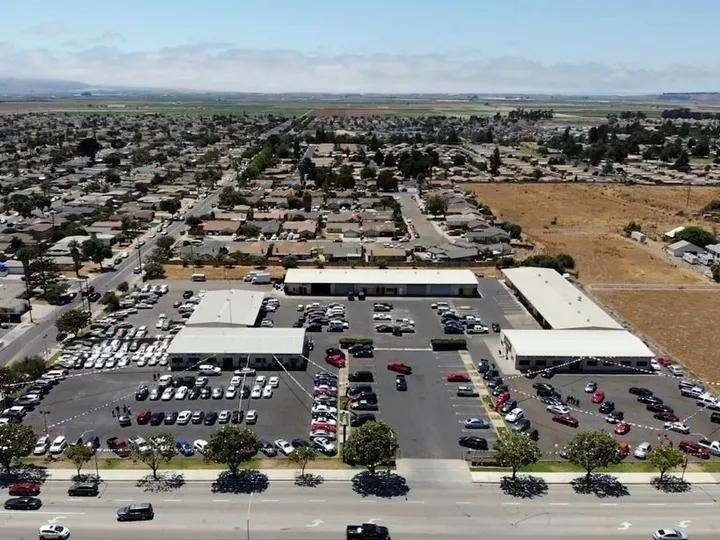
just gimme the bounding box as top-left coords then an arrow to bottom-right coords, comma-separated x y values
387,361 -> 412,375
464,418 -> 491,429
634,441 -> 652,459
458,436 -> 487,450
614,420 -> 631,435
552,414 -> 579,428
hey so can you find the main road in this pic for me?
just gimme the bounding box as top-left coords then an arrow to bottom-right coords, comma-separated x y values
1,481 -> 718,539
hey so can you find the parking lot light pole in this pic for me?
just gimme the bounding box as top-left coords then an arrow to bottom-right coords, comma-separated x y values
42,333 -> 49,360
91,430 -> 100,479
39,410 -> 50,436
246,492 -> 253,540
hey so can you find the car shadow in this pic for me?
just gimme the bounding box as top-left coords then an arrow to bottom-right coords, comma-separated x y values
500,475 -> 549,499
650,475 -> 692,493
211,470 -> 269,494
570,473 -> 630,498
0,464 -> 49,487
136,472 -> 186,492
295,473 -> 324,487
351,471 -> 410,499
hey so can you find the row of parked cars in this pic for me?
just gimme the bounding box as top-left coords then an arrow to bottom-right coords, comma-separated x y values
433,303 -> 500,335
294,301 -> 351,333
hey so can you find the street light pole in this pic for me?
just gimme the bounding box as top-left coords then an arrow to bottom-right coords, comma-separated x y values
246,492 -> 253,540
92,429 -> 99,479
42,333 -> 49,360
39,410 -> 50,436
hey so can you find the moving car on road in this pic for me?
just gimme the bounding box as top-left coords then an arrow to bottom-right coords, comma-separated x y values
38,525 -> 70,540
4,496 -> 42,510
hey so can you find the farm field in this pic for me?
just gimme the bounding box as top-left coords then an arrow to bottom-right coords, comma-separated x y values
162,264 -> 287,280
595,290 -> 720,382
531,232 -> 704,284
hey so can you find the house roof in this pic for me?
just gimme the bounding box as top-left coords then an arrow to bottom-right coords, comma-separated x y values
186,289 -> 265,327
668,240 -> 698,250
167,327 -> 306,355
502,329 -> 654,358
285,268 -> 478,286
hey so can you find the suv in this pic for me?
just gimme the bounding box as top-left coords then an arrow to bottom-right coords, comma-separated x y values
117,502 -> 154,521
348,371 -> 374,383
68,481 -> 99,497
350,413 -> 375,427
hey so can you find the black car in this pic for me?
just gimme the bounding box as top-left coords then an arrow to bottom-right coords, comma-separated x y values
347,385 -> 373,397
541,396 -> 564,406
164,412 -> 178,425
647,403 -> 674,414
458,436 -> 487,450
306,323 -> 322,332
348,343 -> 374,354
348,371 -> 374,383
258,440 -> 277,457
491,385 -> 508,397
149,412 -> 165,426
638,395 -> 663,405
87,292 -> 101,302
203,412 -> 218,425
524,371 -> 538,379
292,438 -> 311,448
200,387 -> 212,399
444,325 -> 464,335
606,410 -> 624,423
477,360 -> 492,374
512,419 -> 531,432
629,387 -> 653,397
352,348 -> 374,358
350,413 -> 375,427
533,383 -> 554,393
395,375 -> 407,391
4,496 -> 42,510
376,324 -> 393,333
191,411 -> 205,424
355,392 -> 378,404
540,370 -> 555,379
499,400 -> 518,414
231,410 -> 243,424
188,388 -> 201,400
68,481 -> 99,497
135,387 -> 149,401
491,322 -> 501,333
599,401 -> 615,413
482,370 -> 499,381
183,290 -> 194,299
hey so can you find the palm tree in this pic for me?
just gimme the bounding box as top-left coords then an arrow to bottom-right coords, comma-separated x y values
68,240 -> 82,278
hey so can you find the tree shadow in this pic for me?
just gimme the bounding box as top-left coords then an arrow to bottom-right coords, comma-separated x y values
570,473 -> 630,498
136,472 -> 186,492
352,471 -> 410,499
651,475 -> 692,493
211,470 -> 269,494
295,473 -> 325,487
500,475 -> 549,499
0,464 -> 49,487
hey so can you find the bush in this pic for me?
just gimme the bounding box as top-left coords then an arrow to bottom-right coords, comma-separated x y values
431,338 -> 467,351
339,338 -> 374,348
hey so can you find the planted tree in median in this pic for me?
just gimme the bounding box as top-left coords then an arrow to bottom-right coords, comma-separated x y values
493,430 -> 542,480
205,426 -> 259,477
289,446 -> 317,481
64,444 -> 94,476
342,420 -> 398,475
56,308 -> 90,335
0,423 -> 36,473
647,445 -> 685,482
131,433 -> 177,480
565,429 -> 623,481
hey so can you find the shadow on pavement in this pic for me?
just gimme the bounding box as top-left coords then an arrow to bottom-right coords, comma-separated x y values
570,473 -> 629,498
0,465 -> 49,487
500,475 -> 548,499
651,475 -> 692,493
211,470 -> 269,494
352,471 -> 410,499
136,472 -> 186,492
295,473 -> 324,487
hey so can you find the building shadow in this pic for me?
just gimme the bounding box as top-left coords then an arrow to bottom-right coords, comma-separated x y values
351,471 -> 410,499
499,475 -> 549,499
211,470 -> 269,494
570,473 -> 630,498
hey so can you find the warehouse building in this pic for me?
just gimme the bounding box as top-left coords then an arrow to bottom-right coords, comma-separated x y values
284,268 -> 479,296
501,267 -> 623,330
186,289 -> 265,328
501,329 -> 655,373
167,327 -> 309,371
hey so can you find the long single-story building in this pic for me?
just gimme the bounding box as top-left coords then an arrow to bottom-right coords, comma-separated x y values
500,329 -> 655,373
501,267 -> 623,330
167,327 -> 310,371
185,289 -> 265,328
284,268 -> 479,296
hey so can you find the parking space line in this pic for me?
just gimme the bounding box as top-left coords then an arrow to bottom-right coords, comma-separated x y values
647,503 -> 666,506
550,502 -> 569,506
359,500 -> 377,503
116,499 -> 133,502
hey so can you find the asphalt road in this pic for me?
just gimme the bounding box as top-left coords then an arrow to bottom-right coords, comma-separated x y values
1,482 -> 719,539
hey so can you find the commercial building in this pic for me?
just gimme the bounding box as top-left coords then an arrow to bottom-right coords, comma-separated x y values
186,289 -> 265,328
500,329 -> 655,373
501,267 -> 623,330
167,327 -> 309,371
284,268 -> 479,296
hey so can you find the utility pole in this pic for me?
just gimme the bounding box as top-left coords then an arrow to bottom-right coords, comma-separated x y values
246,492 -> 253,540
42,333 -> 49,360
40,410 -> 51,436
92,429 -> 100,479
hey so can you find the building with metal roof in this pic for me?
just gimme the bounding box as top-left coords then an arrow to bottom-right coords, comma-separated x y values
185,289 -> 265,328
501,267 -> 623,330
284,268 -> 479,296
501,329 -> 654,373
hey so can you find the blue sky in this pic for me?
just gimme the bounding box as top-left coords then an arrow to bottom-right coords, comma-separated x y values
1,0 -> 718,93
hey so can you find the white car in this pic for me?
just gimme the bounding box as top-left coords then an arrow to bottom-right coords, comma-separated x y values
251,385 -> 262,399
312,437 -> 337,455
193,439 -> 208,455
373,313 -> 392,321
268,376 -> 279,388
310,429 -> 336,440
225,386 -> 238,399
260,320 -> 274,328
311,415 -> 337,426
255,375 -> 267,386
230,375 -> 243,386
262,386 -> 273,399
297,304 -> 304,311
650,359 -> 661,372
175,386 -> 188,400
505,408 -> 524,423
38,524 -> 71,540
664,422 -> 691,434
274,439 -> 294,456
177,410 -> 192,425
634,441 -> 652,459
218,410 -> 231,423
246,410 -> 258,424
311,404 -> 338,415
546,404 -> 570,415
234,367 -> 256,377
33,436 -> 51,455
466,325 -> 489,334
161,388 -> 175,401
49,436 -> 68,454
652,529 -> 688,540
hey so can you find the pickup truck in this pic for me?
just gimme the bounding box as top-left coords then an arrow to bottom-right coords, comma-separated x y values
346,523 -> 391,540
697,439 -> 720,456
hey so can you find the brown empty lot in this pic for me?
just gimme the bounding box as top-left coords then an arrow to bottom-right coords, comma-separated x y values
532,232 -> 704,284
467,183 -> 720,235
596,290 -> 720,381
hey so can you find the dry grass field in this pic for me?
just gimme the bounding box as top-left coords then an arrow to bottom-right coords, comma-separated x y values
531,232 -> 705,284
596,290 -> 720,382
467,183 -> 720,235
163,265 -> 287,280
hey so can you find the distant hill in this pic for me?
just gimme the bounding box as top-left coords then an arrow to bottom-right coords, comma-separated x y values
659,92 -> 720,103
0,77 -> 90,97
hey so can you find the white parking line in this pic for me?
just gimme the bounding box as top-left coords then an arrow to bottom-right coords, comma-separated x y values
309,499 -> 326,503
647,503 -> 666,506
502,502 -> 521,506
359,500 -> 377,503
455,502 -> 472,505
115,499 -> 133,502
695,502 -> 714,505
212,499 -> 230,503
373,347 -> 432,352
406,500 -> 425,504
0,511 -> 86,515
261,499 -> 280,503
164,499 -> 182,502
550,502 -> 569,506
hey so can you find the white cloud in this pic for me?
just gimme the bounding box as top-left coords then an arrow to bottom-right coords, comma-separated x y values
1,42 -> 718,94
93,31 -> 126,45
25,22 -> 65,38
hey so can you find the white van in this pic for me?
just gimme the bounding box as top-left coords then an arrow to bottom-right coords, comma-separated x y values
191,273 -> 206,282
198,364 -> 222,376
668,365 -> 684,377
697,394 -> 717,408
44,369 -> 68,380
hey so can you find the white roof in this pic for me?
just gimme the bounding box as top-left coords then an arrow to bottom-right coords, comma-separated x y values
665,226 -> 686,238
502,267 -> 623,330
167,327 -> 306,356
502,329 -> 654,358
186,289 -> 265,327
285,268 -> 479,286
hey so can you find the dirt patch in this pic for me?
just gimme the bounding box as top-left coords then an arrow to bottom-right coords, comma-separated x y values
595,290 -> 720,381
466,183 -> 720,236
532,233 -> 704,284
163,265 -> 286,280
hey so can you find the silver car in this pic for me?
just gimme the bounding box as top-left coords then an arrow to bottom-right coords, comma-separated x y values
634,441 -> 652,459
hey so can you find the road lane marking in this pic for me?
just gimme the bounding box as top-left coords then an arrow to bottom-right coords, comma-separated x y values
647,503 -> 666,506
600,503 -> 618,506
502,502 -> 521,506
261,499 -> 279,503
115,499 -> 133,502
212,499 -> 230,503
360,500 -> 377,503
309,500 -> 326,503
406,501 -> 425,504
456,502 -> 472,505
163,499 -> 182,502
0,511 -> 86,516
695,502 -> 714,505
550,502 -> 569,506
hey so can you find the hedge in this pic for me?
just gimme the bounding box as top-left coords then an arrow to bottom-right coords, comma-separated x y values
339,338 -> 374,348
431,338 -> 468,351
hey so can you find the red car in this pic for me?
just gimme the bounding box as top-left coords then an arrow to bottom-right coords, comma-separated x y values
679,441 -> 710,459
387,362 -> 412,375
106,436 -> 131,457
552,414 -> 579,428
591,389 -> 605,404
494,392 -> 510,408
657,356 -> 671,367
446,372 -> 471,383
654,412 -> 680,422
8,482 -> 40,496
136,411 -> 151,425
614,420 -> 631,435
325,355 -> 346,368
310,423 -> 337,433
313,387 -> 338,397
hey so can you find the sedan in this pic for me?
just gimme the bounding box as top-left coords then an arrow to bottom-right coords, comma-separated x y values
275,439 -> 295,456
591,389 -> 605,403
312,437 -> 337,455
584,381 -> 597,393
599,401 -> 615,413
268,376 -> 279,388
457,386 -> 479,397
176,440 -> 195,456
464,418 -> 491,429
458,436 -> 487,450
546,404 -> 570,415
218,410 -> 231,424
614,420 -> 631,435
211,387 -> 224,399
8,482 -> 40,496
647,403 -> 674,414
629,387 -> 653,397
4,496 -> 42,510
638,395 -> 663,405
664,422 -> 690,434
193,440 -> 208,455
38,525 -> 71,540
447,372 -> 471,383
200,387 -> 212,399
606,410 -> 624,424
224,386 -> 238,399
654,412 -> 680,422
259,440 -> 277,457
552,414 -> 579,428
652,529 -> 688,540
177,410 -> 192,425
505,408 -> 524,423
533,383 -> 554,393
261,386 -> 273,399
250,385 -> 262,399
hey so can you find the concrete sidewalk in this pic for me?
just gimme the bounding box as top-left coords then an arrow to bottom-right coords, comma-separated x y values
471,471 -> 720,485
39,468 -> 358,482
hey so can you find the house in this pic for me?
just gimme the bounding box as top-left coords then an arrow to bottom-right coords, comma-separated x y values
326,222 -> 361,237
446,214 -> 486,230
361,210 -> 393,222
362,222 -> 396,238
281,220 -> 317,239
229,242 -> 270,258
253,210 -> 287,221
667,240 -> 703,258
367,246 -> 407,262
465,226 -> 511,245
244,220 -> 282,237
326,211 -> 358,223
25,222 -> 55,241
201,220 -> 240,236
271,241 -> 315,260
705,243 -> 720,260
425,245 -> 480,262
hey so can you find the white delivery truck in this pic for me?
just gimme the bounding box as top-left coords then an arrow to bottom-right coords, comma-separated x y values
251,273 -> 272,284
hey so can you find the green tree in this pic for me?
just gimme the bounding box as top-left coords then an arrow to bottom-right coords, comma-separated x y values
711,262 -> 720,283
289,445 -> 317,481
155,236 -> 176,259
13,355 -> 47,381
185,215 -> 202,229
0,423 -> 35,472
56,308 -> 90,335
673,149 -> 690,172
159,199 -> 181,214
674,226 -> 716,248
500,222 -> 523,239
301,191 -> 312,212
117,281 -> 129,293
144,261 -> 166,280
205,426 -> 259,476
342,420 -> 398,475
282,255 -> 299,269
489,146 -> 502,176
81,235 -> 112,270
0,366 -> 21,387
647,444 -> 685,482
64,444 -> 94,476
623,221 -> 642,237
100,291 -> 121,312
68,240 -> 83,278
376,170 -> 398,192
76,137 -> 101,160
492,430 -> 542,480
360,166 -> 376,180
425,195 -> 448,216
131,433 -> 177,480
555,253 -> 576,270
566,430 -> 623,481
